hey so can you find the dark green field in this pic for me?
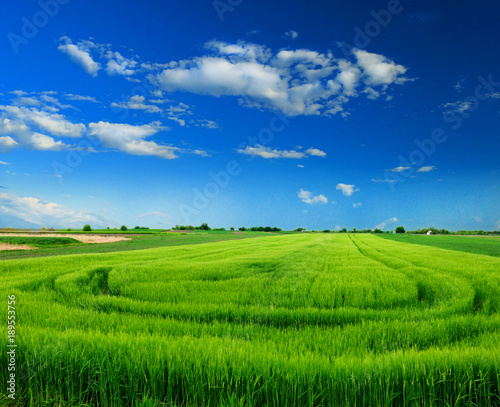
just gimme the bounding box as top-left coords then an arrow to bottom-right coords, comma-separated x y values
379,234 -> 500,257
0,231 -> 274,260
0,236 -> 79,248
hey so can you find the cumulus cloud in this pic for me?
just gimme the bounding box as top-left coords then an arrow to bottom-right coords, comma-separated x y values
352,202 -> 362,208
305,148 -> 326,157
0,192 -> 108,227
353,49 -> 409,87
237,144 -> 326,159
88,121 -> 179,159
111,95 -> 162,113
0,105 -> 85,138
374,217 -> 398,230
58,37 -> 139,77
284,30 -> 299,39
388,166 -> 411,172
336,183 -> 358,196
298,189 -> 328,204
416,165 -> 437,172
0,102 -> 89,152
58,37 -> 101,77
0,136 -> 18,152
150,40 -> 410,117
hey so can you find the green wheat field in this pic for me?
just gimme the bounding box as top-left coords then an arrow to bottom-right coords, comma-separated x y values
1,233 -> 499,406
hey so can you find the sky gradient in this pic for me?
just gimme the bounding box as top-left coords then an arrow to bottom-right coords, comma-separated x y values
1,0 -> 499,231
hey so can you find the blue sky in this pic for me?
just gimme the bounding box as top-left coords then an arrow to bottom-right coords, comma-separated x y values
0,0 -> 499,231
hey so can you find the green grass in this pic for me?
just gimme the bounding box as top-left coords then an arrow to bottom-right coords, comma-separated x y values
378,233 -> 500,257
1,234 -> 499,406
0,231 -> 273,260
0,236 -> 79,247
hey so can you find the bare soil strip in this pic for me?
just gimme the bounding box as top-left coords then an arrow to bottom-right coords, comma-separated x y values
0,243 -> 36,251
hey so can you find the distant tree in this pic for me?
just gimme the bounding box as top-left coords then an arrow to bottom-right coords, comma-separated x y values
199,222 -> 210,230
395,226 -> 406,234
323,229 -> 331,233
340,228 -> 347,233
373,228 -> 382,233
271,227 -> 281,232
230,227 -> 235,231
107,227 -> 110,229
121,225 -> 128,231
239,227 -> 247,231
294,227 -> 306,232
264,226 -> 272,232
83,224 -> 92,232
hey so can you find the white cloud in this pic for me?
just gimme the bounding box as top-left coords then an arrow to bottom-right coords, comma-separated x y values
454,79 -> 466,93
441,100 -> 474,115
352,202 -> 362,208
105,51 -> 138,76
416,165 -> 437,172
0,192 -> 108,227
64,94 -> 99,103
88,121 -> 179,159
297,164 -> 304,168
0,161 -> 10,165
111,95 -> 162,113
284,30 -> 299,39
237,144 -> 326,159
58,37 -> 101,77
167,117 -> 186,127
151,40 -> 410,117
388,166 -> 410,172
298,189 -> 328,204
374,217 -> 398,230
0,106 -> 85,138
192,119 -> 219,129
58,37 -> 140,77
372,178 -> 396,183
305,148 -> 326,157
138,211 -> 170,219
0,136 -> 18,152
354,49 -> 408,87
472,216 -> 483,223
336,183 -> 358,196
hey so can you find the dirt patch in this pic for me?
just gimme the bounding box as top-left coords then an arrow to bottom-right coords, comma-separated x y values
0,233 -> 131,244
166,230 -> 193,233
0,243 -> 36,251
231,231 -> 244,234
